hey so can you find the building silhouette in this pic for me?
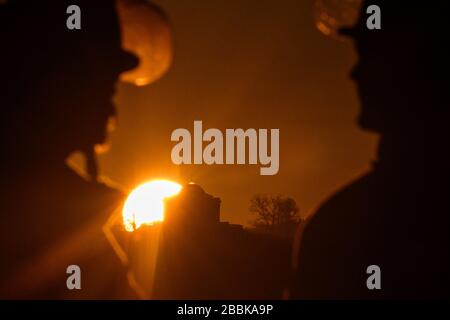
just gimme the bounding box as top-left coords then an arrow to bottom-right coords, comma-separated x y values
150,183 -> 290,299
165,183 -> 220,228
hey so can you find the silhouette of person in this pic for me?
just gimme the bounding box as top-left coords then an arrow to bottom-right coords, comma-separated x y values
291,1 -> 449,299
0,1 -> 140,298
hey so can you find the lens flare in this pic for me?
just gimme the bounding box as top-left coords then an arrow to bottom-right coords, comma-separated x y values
123,180 -> 182,232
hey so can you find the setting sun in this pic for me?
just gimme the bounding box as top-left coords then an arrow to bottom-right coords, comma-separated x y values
123,180 -> 182,232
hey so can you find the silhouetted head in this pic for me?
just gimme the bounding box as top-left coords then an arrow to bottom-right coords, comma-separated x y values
0,0 -> 138,163
341,1 -> 448,135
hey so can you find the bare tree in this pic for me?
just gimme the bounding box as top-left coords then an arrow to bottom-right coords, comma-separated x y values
249,194 -> 302,237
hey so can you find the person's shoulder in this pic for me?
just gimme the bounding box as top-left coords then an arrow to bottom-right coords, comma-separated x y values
64,165 -> 124,196
61,166 -> 126,221
306,171 -> 375,233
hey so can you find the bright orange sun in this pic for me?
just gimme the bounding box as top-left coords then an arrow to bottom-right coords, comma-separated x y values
122,180 -> 182,232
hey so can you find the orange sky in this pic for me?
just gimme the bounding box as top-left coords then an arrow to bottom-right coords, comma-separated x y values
97,0 -> 378,226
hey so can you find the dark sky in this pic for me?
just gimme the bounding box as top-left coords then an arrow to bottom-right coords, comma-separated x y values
96,0 -> 378,226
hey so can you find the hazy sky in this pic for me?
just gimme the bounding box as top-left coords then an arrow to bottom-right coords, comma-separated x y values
98,0 -> 378,226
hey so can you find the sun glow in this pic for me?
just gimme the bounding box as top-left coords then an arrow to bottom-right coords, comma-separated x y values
123,180 -> 182,232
